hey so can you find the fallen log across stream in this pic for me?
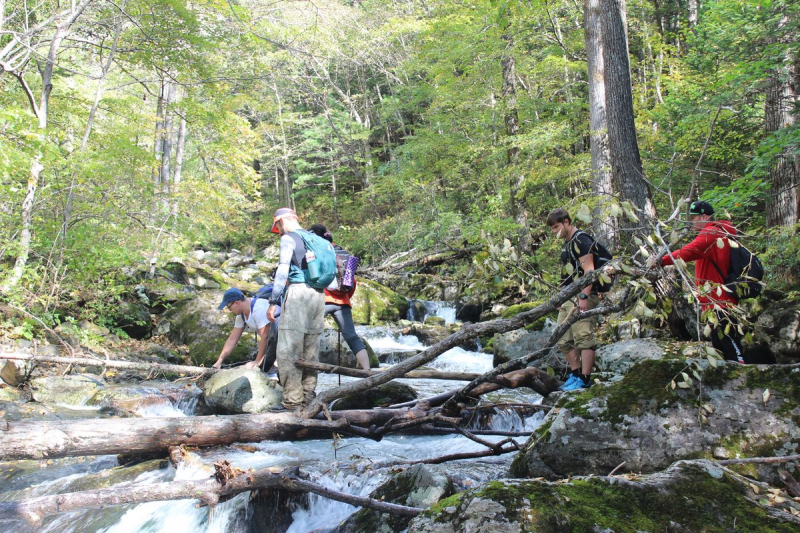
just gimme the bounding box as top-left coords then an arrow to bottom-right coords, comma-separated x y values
0,352 -> 217,376
0,407 -> 442,460
295,360 -> 483,381
0,463 -> 422,526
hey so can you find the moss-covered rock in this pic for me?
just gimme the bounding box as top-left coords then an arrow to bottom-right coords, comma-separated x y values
29,375 -> 105,406
332,382 -> 417,410
409,460 -> 800,533
350,278 -> 409,325
511,359 -> 800,484
112,301 -> 154,339
163,290 -> 252,366
339,464 -> 456,533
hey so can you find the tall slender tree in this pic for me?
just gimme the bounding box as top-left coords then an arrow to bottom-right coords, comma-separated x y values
765,12 -> 799,228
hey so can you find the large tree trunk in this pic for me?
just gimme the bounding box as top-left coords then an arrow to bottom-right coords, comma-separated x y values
597,0 -> 657,236
501,30 -> 531,255
584,0 -> 617,248
765,19 -> 799,228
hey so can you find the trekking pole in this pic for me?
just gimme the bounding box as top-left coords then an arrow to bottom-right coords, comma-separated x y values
337,329 -> 342,386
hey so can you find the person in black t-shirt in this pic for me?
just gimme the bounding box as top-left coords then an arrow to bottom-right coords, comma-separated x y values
546,208 -> 601,391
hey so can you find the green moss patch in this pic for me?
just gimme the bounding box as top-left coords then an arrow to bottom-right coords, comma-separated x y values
465,463 -> 797,532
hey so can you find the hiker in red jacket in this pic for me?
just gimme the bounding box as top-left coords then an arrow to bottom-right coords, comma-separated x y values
653,201 -> 748,364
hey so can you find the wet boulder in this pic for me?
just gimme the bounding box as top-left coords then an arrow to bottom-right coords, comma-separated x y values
202,367 -> 282,414
163,290 -> 252,366
350,279 -> 409,325
339,464 -> 456,533
87,382 -> 200,414
29,374 -> 105,406
510,359 -> 800,485
332,382 -> 417,410
249,488 -> 309,533
408,460 -> 800,533
404,323 -> 450,346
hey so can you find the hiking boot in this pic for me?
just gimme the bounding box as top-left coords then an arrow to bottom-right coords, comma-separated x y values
558,375 -> 579,391
561,376 -> 589,392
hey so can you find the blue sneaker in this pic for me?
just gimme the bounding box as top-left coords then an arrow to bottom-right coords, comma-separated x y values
561,376 -> 590,392
559,375 -> 579,391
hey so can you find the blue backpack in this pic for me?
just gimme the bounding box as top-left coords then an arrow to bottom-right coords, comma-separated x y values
294,230 -> 338,289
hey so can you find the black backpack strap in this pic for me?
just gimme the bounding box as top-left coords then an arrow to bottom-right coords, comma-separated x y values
709,258 -> 726,281
567,230 -> 594,261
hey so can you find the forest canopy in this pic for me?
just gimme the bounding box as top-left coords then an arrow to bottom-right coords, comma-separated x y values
1,0 -> 798,325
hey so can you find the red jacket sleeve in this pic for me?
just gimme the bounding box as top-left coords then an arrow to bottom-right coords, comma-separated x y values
661,229 -> 716,266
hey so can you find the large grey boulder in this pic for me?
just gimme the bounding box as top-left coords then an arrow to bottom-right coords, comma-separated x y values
595,338 -> 667,374
408,460 -> 800,533
510,359 -> 800,485
201,367 -> 282,414
30,375 -> 105,405
339,465 -> 456,533
755,297 -> 800,363
164,290 -> 252,366
493,319 -> 558,367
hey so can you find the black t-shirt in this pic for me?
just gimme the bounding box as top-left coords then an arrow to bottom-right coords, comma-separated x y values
560,231 -> 596,289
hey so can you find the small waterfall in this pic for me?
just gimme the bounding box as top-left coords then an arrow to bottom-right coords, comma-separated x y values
407,299 -> 458,324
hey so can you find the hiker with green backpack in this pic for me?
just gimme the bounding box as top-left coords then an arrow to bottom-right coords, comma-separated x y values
308,223 -> 371,371
267,207 -> 339,412
547,208 -> 615,392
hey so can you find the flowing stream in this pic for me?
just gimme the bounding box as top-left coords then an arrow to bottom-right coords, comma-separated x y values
1,303 -> 544,533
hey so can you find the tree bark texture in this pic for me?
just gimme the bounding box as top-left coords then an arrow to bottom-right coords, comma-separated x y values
584,0 -> 617,248
597,0 -> 657,232
765,19 -> 800,228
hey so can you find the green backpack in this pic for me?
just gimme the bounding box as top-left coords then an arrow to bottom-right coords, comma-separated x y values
294,230 -> 338,289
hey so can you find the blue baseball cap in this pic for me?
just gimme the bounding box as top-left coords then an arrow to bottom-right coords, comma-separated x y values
218,288 -> 244,310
